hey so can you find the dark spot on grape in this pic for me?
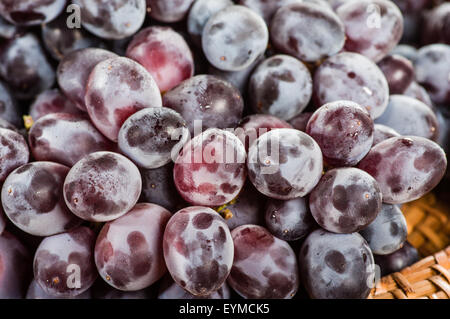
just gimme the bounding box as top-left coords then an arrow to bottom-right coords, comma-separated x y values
332,185 -> 349,211
192,213 -> 213,229
390,222 -> 399,237
325,250 -> 347,274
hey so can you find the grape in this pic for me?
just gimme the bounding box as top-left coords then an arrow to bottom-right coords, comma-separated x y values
309,168 -> 382,233
391,44 -> 418,63
140,163 -> 186,212
306,101 -> 374,167
146,0 -> 195,23
358,136 -> 447,204
41,12 -> 105,61
289,112 -> 314,132
29,89 -> 84,121
359,204 -> 407,255
0,127 -> 29,183
227,225 -> 299,299
234,114 -> 292,152
28,113 -> 115,167
33,226 -> 97,298
313,52 -> 389,119
85,57 -> 162,142
202,5 -> 269,72
421,3 -> 450,45
270,2 -> 345,63
247,128 -> 323,200
221,181 -> 266,230
373,124 -> 400,146
118,107 -> 190,169
0,80 -> 20,127
375,95 -> 439,141
265,197 -> 316,241
126,26 -> 195,93
377,54 -> 414,95
163,75 -> 244,136
57,48 -> 118,111
63,151 -> 142,222
0,118 -> 19,133
299,229 -> 375,299
0,0 -> 65,26
238,0 -> 301,24
248,55 -> 313,120
163,206 -> 234,296
0,16 -> 18,39
1,162 -> 82,237
336,0 -> 404,62
0,206 -> 5,235
415,44 -> 450,105
374,241 -> 419,276
187,0 -> 233,47
0,33 -> 55,100
26,279 -> 92,299
92,280 -> 155,299
95,203 -> 171,291
0,231 -> 31,298
393,0 -> 429,44
404,81 -> 433,108
73,0 -> 146,40
158,275 -> 231,299
174,129 -> 247,206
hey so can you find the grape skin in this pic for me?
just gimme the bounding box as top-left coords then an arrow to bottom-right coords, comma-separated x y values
299,229 -> 375,299
0,81 -> 20,127
1,162 -> 82,237
374,241 -> 419,276
421,3 -> 450,45
26,279 -> 91,299
358,136 -> 447,204
313,52 -> 389,119
63,152 -> 142,222
404,82 -> 433,108
248,55 -> 313,121
173,129 -> 247,207
85,57 -> 162,142
0,16 -> 17,39
146,0 -> 195,23
28,113 -> 115,167
227,225 -> 299,299
202,5 -> 269,72
95,203 -> 171,291
29,89 -> 84,121
247,128 -> 323,200
239,0 -> 302,24
163,206 -> 234,296
373,124 -> 400,146
0,0 -> 65,26
270,2 -> 345,63
33,227 -> 97,298
0,128 -> 29,183
158,275 -> 231,299
289,112 -> 314,132
377,54 -> 415,95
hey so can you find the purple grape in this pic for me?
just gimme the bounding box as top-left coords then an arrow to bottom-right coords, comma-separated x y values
239,0 -> 301,24
85,57 -> 162,142
33,226 -> 97,298
374,241 -> 419,276
57,48 -> 118,111
373,124 -> 400,146
227,225 -> 299,299
288,112 -> 314,132
336,0 -> 404,62
28,113 -> 115,167
299,229 -> 375,299
202,5 -> 268,72
248,55 -> 312,120
375,95 -> 439,141
26,279 -> 92,299
421,3 -> 450,45
174,129 -> 247,207
126,26 -> 195,93
29,89 -> 85,121
0,33 -> 55,100
163,206 -> 234,296
265,197 -> 316,241
0,127 -> 29,183
163,75 -> 244,136
0,80 -> 20,127
1,162 -> 82,236
118,107 -> 190,169
313,52 -> 389,119
306,101 -> 374,167
187,0 -> 233,47
377,54 -> 415,95
234,114 -> 292,152
404,81 -> 433,108
95,203 -> 171,291
360,204 -> 407,255
0,0 -> 65,26
358,136 -> 447,204
391,44 -> 418,63
158,275 -> 231,299
73,0 -> 146,40
146,0 -> 195,23
270,2 -> 345,63
247,128 -> 323,199
0,231 -> 31,298
415,44 -> 450,105
63,151 -> 142,222
393,0 -> 429,44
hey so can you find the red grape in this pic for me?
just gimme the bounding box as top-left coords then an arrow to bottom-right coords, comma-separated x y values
0,128 -> 29,183
29,89 -> 84,121
377,54 -> 415,95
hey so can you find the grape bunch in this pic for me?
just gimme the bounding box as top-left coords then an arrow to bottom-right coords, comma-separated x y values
0,0 -> 448,302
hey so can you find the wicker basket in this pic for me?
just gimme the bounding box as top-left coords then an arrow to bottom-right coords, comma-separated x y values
369,246 -> 450,299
